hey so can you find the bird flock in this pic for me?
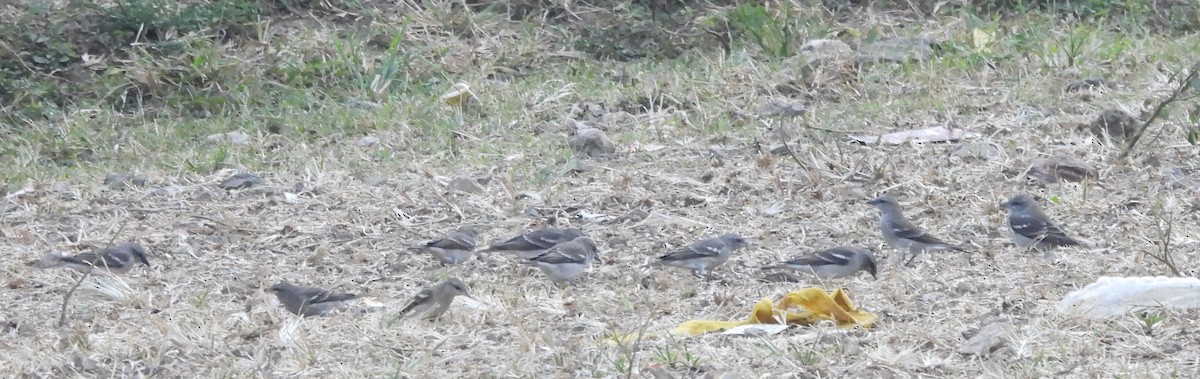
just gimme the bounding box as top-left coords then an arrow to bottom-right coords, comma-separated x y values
38,193 -> 1085,320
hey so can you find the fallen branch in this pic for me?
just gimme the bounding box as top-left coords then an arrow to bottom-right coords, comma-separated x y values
1119,62 -> 1200,160
57,221 -> 129,327
1147,209 -> 1183,277
775,119 -> 810,170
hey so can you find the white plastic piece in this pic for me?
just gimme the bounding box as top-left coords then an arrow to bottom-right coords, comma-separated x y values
1058,276 -> 1200,318
721,324 -> 790,336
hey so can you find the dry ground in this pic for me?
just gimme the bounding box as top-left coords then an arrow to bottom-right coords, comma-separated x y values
2,2 -> 1200,378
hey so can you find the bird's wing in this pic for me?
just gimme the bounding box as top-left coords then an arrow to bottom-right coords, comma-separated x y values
61,252 -> 101,267
100,249 -> 136,268
310,290 -> 358,304
890,220 -> 956,247
426,231 -> 476,250
485,235 -> 538,251
400,288 -> 435,314
1011,214 -> 1081,246
529,244 -> 587,265
526,229 -> 579,248
783,248 -> 853,267
659,239 -> 723,261
288,285 -> 355,305
489,229 -> 580,251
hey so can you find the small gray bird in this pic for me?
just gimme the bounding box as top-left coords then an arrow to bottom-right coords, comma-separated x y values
1001,194 -> 1085,250
268,282 -> 360,317
419,226 -> 479,265
484,228 -> 585,259
653,234 -> 748,279
867,196 -> 968,266
397,278 -> 473,321
43,243 -> 151,274
524,237 -> 600,285
763,246 -> 878,280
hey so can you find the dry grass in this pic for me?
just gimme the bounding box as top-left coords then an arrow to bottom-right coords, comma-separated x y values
2,1 -> 1200,378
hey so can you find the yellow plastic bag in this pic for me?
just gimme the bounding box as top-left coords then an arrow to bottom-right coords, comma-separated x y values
671,288 -> 877,337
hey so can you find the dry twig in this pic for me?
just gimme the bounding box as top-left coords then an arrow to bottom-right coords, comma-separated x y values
57,221 -> 130,327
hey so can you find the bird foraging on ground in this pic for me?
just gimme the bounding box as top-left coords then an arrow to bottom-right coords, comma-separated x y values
524,237 -> 600,285
867,196 -> 969,266
397,278 -> 473,321
484,227 -> 584,259
268,282 -> 360,317
651,234 -> 748,279
39,242 -> 151,275
1000,194 -> 1085,251
763,246 -> 878,279
419,226 -> 479,265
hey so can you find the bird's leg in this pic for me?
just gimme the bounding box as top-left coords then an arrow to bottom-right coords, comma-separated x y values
902,252 -> 919,267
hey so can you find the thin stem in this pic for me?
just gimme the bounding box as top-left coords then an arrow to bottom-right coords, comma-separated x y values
776,119 -> 808,170
57,221 -> 130,327
1119,63 -> 1200,160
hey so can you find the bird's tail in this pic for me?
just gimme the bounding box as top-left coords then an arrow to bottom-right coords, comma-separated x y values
639,260 -> 662,271
28,253 -> 66,269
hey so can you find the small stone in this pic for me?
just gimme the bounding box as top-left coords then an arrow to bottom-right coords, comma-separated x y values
17,323 -> 35,338
841,342 -> 861,356
758,100 -> 807,119
347,98 -> 383,109
150,186 -> 183,196
358,175 -> 386,186
959,322 -> 1016,356
568,127 -> 616,158
799,39 -> 853,67
357,136 -> 380,147
1065,78 -> 1109,92
700,370 -> 736,379
1162,167 -> 1200,190
227,131 -> 251,145
759,272 -> 803,283
640,271 -> 672,291
564,159 -> 596,173
951,143 -> 1001,160
1083,109 -> 1137,141
1161,341 -> 1183,354
103,174 -> 146,189
6,278 -> 27,289
769,143 -> 798,156
1026,155 -> 1100,184
219,173 -> 263,190
206,131 -> 251,145
578,101 -> 606,120
856,38 -> 934,64
447,178 -> 485,195
921,292 -> 942,303
73,352 -> 99,371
